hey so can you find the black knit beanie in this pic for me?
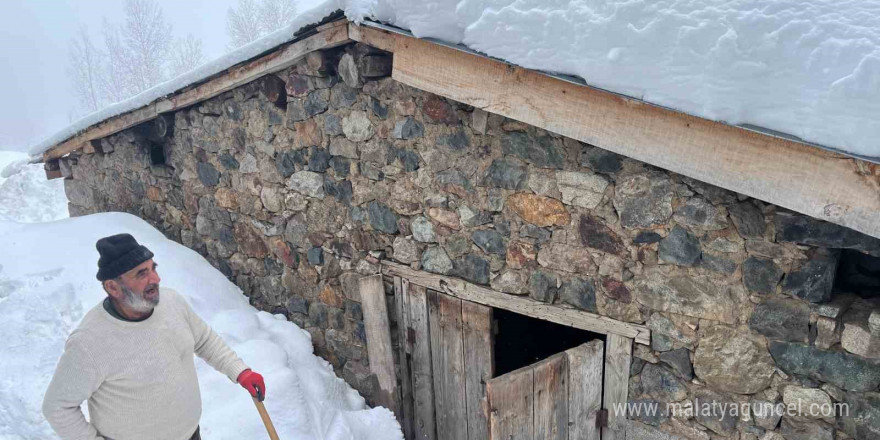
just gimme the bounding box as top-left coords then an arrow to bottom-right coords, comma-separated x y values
95,233 -> 154,281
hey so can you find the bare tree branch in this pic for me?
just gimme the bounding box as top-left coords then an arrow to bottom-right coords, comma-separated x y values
67,27 -> 104,113
227,0 -> 297,49
227,0 -> 262,50
169,34 -> 206,78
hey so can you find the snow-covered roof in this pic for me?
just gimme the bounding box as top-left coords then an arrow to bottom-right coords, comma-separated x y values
31,0 -> 880,161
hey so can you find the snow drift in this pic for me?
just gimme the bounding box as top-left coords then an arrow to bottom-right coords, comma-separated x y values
0,212 -> 403,440
0,151 -> 68,223
30,0 -> 880,160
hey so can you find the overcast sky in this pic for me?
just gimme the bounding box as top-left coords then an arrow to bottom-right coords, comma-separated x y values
0,0 -> 240,152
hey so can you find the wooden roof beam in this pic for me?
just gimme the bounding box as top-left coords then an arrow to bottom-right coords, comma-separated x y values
42,22 -> 352,162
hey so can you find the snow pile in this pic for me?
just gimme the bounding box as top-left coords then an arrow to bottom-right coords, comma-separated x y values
0,212 -> 402,440
0,151 -> 68,223
30,0 -> 880,160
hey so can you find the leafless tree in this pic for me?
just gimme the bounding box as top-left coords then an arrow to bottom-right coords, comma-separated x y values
169,34 -> 206,77
227,0 -> 262,50
227,0 -> 297,49
101,20 -> 135,103
122,0 -> 172,93
67,28 -> 104,113
259,0 -> 297,35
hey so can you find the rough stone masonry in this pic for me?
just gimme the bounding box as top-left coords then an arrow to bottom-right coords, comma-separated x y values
62,42 -> 880,440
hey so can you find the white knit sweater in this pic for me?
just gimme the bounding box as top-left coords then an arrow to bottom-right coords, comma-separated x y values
42,287 -> 249,440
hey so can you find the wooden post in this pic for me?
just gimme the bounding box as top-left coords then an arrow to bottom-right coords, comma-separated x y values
359,274 -> 401,418
394,277 -> 415,439
602,334 -> 633,440
44,160 -> 62,180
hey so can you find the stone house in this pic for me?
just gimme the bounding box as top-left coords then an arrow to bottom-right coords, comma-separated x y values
36,17 -> 880,440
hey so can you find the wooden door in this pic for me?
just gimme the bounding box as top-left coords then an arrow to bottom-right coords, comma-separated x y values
486,340 -> 604,440
393,279 -> 494,440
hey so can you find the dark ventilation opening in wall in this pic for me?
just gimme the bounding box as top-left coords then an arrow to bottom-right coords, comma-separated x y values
493,308 -> 604,376
835,249 -> 880,299
149,142 -> 166,166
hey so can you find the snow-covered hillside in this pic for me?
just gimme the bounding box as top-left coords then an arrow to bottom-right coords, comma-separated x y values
30,0 -> 880,160
0,212 -> 402,439
0,151 -> 68,223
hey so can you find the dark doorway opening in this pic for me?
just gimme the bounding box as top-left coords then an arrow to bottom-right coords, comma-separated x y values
492,308 -> 604,376
835,249 -> 880,299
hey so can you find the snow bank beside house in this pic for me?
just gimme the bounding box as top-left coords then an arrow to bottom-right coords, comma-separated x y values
0,212 -> 403,440
0,151 -> 68,223
30,0 -> 880,159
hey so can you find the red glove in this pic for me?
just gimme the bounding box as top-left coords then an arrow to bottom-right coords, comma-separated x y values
237,369 -> 266,401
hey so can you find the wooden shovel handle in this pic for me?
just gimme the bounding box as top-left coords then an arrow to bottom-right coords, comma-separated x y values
252,397 -> 280,440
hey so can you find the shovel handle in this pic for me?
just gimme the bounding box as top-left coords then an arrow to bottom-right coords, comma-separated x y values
252,397 -> 281,440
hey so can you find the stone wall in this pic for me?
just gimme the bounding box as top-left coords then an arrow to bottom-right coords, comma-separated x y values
63,43 -> 880,440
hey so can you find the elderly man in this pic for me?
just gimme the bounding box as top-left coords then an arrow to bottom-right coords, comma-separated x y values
42,233 -> 266,440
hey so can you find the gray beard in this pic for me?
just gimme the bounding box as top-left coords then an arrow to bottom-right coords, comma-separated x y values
120,282 -> 159,313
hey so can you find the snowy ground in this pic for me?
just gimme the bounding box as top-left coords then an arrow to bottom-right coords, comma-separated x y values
0,160 -> 401,439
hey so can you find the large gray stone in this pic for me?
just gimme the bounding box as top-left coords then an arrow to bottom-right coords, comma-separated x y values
613,172 -> 674,229
579,146 -> 622,174
748,297 -> 811,342
196,162 -> 220,187
342,110 -> 374,142
659,348 -> 694,380
411,216 -> 436,243
658,226 -> 701,266
392,117 -> 424,139
692,389 -> 737,435
556,170 -> 608,208
841,391 -> 880,440
307,146 -> 331,172
634,273 -> 737,323
781,248 -> 839,303
501,133 -> 565,169
483,158 -> 527,190
775,211 -> 880,255
451,254 -> 490,285
769,341 -> 880,391
673,197 -> 728,230
438,131 -> 470,151
367,201 -> 399,234
490,270 -> 529,295
287,171 -> 325,199
693,325 -> 775,394
841,304 -> 880,359
640,363 -> 688,402
421,246 -> 452,275
472,229 -> 506,255
742,256 -> 783,294
645,313 -> 697,349
780,417 -> 833,440
559,277 -> 597,312
728,201 -> 765,238
529,270 -> 558,303
392,236 -> 419,264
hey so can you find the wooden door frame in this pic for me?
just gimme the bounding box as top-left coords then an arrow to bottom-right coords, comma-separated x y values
363,261 -> 649,440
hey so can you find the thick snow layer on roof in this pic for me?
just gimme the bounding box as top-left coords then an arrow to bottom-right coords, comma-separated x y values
32,0 -> 880,159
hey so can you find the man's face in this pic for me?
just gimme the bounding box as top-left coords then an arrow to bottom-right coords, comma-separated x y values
114,259 -> 161,312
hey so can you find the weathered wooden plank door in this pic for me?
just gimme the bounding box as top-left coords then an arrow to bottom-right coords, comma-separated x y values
486,341 -> 604,440
391,279 -> 494,440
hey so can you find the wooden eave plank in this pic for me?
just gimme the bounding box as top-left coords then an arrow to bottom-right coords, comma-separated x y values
42,24 -> 352,162
352,24 -> 880,239
380,261 -> 650,345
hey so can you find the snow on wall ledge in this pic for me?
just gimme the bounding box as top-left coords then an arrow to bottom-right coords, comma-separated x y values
31,0 -> 880,159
